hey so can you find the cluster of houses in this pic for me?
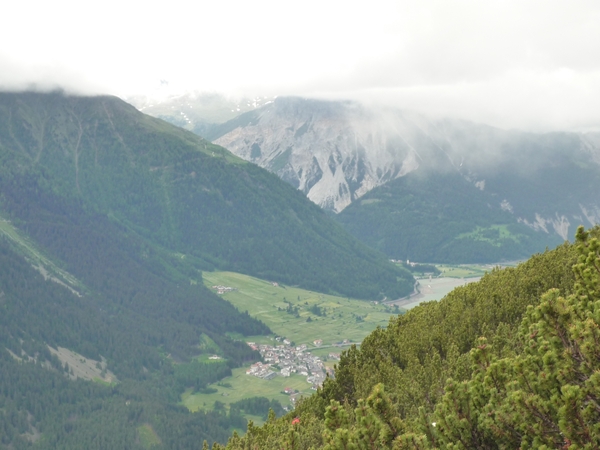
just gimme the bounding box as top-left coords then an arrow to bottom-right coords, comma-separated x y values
245,361 -> 277,380
211,285 -> 237,295
245,341 -> 331,389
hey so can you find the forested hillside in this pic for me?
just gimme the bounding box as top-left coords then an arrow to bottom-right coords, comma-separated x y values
0,90 -> 412,448
0,91 -> 412,300
336,170 -> 561,263
0,236 -> 267,449
216,226 -> 600,449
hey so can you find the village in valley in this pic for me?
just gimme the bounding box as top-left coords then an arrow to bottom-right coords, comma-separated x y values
208,281 -> 363,402
195,275 -> 393,412
245,337 -> 341,402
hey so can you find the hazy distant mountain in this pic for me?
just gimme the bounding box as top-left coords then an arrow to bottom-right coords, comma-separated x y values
127,91 -> 275,137
205,97 -> 600,262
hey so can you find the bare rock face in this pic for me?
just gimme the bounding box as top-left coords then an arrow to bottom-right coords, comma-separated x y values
210,97 -> 600,242
214,98 -> 433,212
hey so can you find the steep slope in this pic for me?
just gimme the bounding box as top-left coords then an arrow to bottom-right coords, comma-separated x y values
216,227 -> 596,450
208,97 -> 416,213
0,91 -> 412,300
206,97 -> 600,262
336,171 -> 562,262
0,90 -> 412,449
0,238 -> 262,448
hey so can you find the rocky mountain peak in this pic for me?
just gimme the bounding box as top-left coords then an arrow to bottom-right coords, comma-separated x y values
213,97 -> 430,212
208,97 -> 600,246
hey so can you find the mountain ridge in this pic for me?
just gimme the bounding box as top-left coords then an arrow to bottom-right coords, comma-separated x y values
0,91 -> 412,300
201,96 -> 600,262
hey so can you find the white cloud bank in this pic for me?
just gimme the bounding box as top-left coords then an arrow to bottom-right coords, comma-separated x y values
1,0 -> 599,131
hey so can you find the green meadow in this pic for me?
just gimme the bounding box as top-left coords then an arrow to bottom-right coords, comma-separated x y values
182,367 -> 312,415
435,264 -> 488,278
202,271 -> 403,346
435,261 -> 519,279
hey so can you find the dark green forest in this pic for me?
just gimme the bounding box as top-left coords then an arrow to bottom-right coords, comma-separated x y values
216,226 -> 600,449
336,171 -> 562,263
0,236 -> 267,448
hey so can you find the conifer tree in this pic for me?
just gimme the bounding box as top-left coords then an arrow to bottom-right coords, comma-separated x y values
430,225 -> 600,448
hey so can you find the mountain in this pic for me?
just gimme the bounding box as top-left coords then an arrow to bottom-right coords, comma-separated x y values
127,91 -> 275,138
0,234 -> 260,448
0,90 -> 413,448
0,91 -> 412,300
204,97 -> 600,262
336,170 -> 562,263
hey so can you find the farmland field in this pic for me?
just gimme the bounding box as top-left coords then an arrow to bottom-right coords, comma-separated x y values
202,271 -> 403,346
182,367 -> 312,415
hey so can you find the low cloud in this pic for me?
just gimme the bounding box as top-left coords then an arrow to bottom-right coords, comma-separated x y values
0,54 -> 106,95
1,0 -> 599,132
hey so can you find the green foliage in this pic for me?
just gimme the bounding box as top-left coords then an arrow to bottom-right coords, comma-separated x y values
220,228 -> 589,449
428,225 -> 600,448
0,345 -> 249,449
311,239 -> 576,420
308,304 -> 325,316
173,361 -> 232,393
322,384 -> 406,450
0,237 -> 263,448
229,397 -> 285,420
401,262 -> 441,276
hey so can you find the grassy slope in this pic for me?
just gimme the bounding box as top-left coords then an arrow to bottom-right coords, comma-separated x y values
182,367 -> 309,413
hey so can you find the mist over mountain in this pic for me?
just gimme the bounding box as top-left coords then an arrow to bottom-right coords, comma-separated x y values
183,96 -> 600,262
127,92 -> 275,138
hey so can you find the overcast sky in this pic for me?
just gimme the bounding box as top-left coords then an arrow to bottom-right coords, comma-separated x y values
2,0 -> 599,131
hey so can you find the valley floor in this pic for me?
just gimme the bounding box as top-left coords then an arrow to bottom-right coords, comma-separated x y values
187,264 -> 513,418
